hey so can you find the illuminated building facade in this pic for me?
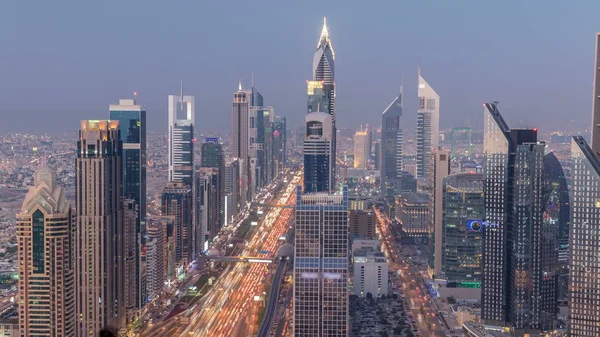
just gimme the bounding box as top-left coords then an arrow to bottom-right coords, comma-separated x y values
353,128 -> 369,169
569,136 -> 600,336
303,112 -> 334,193
161,182 -> 193,267
481,103 -> 556,335
17,165 -> 75,337
76,120 -> 126,335
195,167 -> 219,253
168,86 -> 195,187
416,68 -> 439,179
441,172 -> 484,286
395,193 -> 430,238
109,98 -> 146,309
294,186 -> 349,337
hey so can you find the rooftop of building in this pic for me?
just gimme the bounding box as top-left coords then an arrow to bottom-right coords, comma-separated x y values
353,247 -> 387,264
444,172 -> 484,192
397,192 -> 429,205
462,322 -> 512,337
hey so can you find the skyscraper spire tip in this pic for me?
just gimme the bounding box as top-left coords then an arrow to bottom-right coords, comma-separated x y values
238,78 -> 242,91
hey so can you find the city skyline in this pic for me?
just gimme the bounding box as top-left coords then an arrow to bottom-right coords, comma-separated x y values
3,2 -> 599,134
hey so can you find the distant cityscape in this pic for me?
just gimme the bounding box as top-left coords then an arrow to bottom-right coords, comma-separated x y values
1,14 -> 600,337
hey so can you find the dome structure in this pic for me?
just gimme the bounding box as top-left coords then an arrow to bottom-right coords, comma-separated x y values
276,243 -> 294,258
206,248 -> 221,257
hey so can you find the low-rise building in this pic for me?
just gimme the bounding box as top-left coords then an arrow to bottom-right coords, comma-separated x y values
353,247 -> 388,297
395,193 -> 430,237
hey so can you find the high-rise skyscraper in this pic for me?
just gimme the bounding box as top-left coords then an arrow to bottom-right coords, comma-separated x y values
17,165 -> 76,337
569,136 -> 600,336
168,85 -> 195,187
76,120 -> 126,334
310,17 -> 336,191
481,103 -> 557,335
224,158 -> 240,227
380,88 -> 404,199
146,217 -> 167,302
195,167 -> 219,253
161,182 -> 193,268
416,67 -> 440,179
201,138 -> 225,228
353,127 -> 369,169
441,172 -> 484,287
273,116 -> 287,177
294,186 -> 349,337
109,97 -> 146,310
232,82 -> 251,207
303,111 -> 334,193
428,148 -> 450,277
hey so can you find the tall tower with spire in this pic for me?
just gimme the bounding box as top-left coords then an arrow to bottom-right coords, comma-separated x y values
168,83 -> 195,187
416,66 -> 440,179
307,17 -> 337,192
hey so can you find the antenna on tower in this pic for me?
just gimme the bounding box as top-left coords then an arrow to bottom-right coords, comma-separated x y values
238,78 -> 242,91
180,81 -> 184,113
251,73 -> 254,88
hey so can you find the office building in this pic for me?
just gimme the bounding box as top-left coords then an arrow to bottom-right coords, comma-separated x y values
196,167 -> 219,253
481,103 -> 556,335
168,85 -> 195,187
123,200 -> 138,321
416,67 -> 440,179
380,88 -> 404,199
17,165 -> 75,337
294,186 -> 349,337
429,149 -> 450,277
309,17 -> 336,191
372,141 -> 380,170
353,247 -> 388,298
441,172 -> 484,287
395,193 -> 430,238
109,97 -> 146,309
161,182 -> 193,268
224,158 -> 240,227
248,105 -> 273,197
201,138 -> 225,229
273,116 -> 287,178
303,111 -> 334,193
569,136 -> 600,336
76,120 -> 126,334
349,210 -> 376,239
146,217 -> 167,302
353,127 -> 369,169
232,82 -> 251,207
542,153 -> 570,302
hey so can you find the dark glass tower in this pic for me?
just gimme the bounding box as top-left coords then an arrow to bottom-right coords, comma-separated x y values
380,89 -> 404,199
109,98 -> 146,307
273,116 -> 287,177
161,182 -> 193,267
481,103 -> 557,335
303,112 -> 333,193
200,138 -> 225,229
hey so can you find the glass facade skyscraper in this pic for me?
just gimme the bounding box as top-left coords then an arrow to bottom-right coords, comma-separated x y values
380,90 -> 404,199
303,112 -> 333,193
294,186 -> 349,337
161,182 -> 193,267
201,138 -> 225,229
168,89 -> 195,187
441,172 -> 484,287
569,136 -> 600,336
109,98 -> 146,308
481,103 -> 557,335
416,69 -> 439,179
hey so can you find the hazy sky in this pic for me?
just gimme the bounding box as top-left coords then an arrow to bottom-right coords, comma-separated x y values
1,1 -> 599,135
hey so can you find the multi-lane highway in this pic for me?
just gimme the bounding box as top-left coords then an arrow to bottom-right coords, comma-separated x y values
171,172 -> 300,337
374,207 -> 447,337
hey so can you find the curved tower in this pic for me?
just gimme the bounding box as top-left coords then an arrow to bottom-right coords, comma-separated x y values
416,67 -> 440,178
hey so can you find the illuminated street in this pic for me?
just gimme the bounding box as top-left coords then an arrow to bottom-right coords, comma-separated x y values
374,207 -> 448,337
